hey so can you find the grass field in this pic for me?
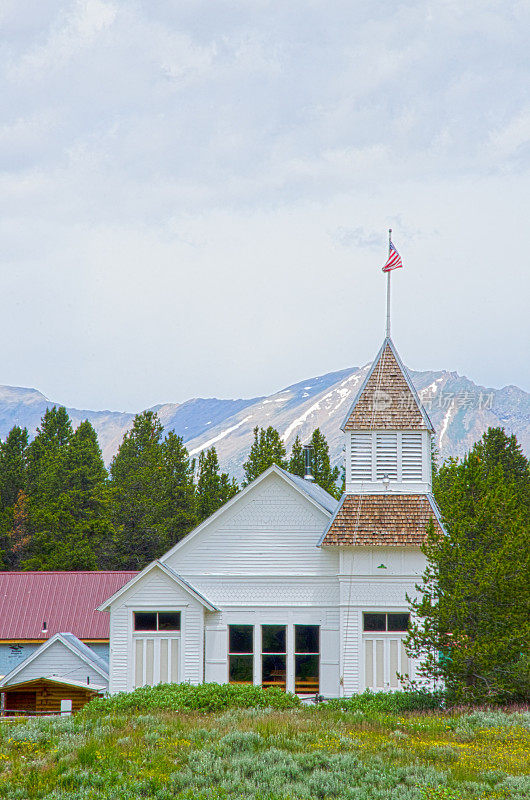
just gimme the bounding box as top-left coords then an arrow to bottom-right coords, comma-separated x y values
0,690 -> 529,799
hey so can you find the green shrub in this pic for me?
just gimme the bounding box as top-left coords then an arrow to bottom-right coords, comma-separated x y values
326,689 -> 445,714
82,682 -> 301,716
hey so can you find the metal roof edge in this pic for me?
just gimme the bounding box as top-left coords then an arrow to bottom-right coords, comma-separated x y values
275,466 -> 337,516
97,560 -> 219,612
386,338 -> 434,432
340,339 -> 388,431
316,493 -> 346,546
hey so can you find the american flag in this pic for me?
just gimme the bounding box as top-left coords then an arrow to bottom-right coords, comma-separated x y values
382,241 -> 402,272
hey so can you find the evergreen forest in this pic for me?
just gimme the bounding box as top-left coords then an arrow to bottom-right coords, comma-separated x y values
0,409 -> 339,571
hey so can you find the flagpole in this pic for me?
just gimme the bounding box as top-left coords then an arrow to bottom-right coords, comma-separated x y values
386,228 -> 391,338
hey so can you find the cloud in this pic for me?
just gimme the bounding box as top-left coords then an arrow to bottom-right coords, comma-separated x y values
0,1 -> 528,410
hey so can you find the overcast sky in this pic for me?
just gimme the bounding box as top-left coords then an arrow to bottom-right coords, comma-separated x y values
0,0 -> 529,412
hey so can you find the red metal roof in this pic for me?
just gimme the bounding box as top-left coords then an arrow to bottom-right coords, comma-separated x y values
0,571 -> 137,641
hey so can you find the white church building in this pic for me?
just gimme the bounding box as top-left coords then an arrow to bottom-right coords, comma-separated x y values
99,335 -> 444,697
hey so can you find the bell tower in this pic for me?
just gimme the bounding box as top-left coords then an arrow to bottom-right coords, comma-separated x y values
342,337 -> 434,495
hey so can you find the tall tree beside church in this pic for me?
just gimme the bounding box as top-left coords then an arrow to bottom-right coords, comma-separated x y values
22,420 -> 114,570
110,411 -> 167,569
406,428 -> 530,702
308,428 -> 341,498
288,435 -> 305,477
196,447 -> 238,521
242,426 -> 287,486
158,432 -> 198,544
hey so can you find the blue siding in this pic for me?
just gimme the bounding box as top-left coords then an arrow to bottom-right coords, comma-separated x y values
0,642 -> 109,676
0,643 -> 40,676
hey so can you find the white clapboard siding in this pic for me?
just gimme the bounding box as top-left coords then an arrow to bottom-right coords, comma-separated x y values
350,433 -> 372,481
401,433 -> 423,481
108,566 -> 205,693
165,473 -> 337,577
375,433 -> 398,480
340,604 -> 361,696
10,640 -> 106,688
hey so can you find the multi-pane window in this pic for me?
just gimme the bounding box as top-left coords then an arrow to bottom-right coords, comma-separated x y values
228,625 -> 253,684
261,625 -> 286,689
363,613 -> 410,632
134,611 -> 181,631
294,625 -> 320,693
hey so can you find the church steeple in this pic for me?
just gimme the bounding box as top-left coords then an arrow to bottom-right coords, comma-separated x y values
318,236 -> 444,548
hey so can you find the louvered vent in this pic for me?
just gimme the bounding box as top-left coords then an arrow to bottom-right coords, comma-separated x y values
350,433 -> 372,480
402,433 -> 423,481
376,433 -> 398,480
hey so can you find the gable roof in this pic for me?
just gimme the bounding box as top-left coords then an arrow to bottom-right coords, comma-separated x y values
159,463 -> 335,563
97,561 -> 219,612
0,632 -> 109,688
0,676 -> 105,694
341,337 -> 434,431
318,492 -> 444,547
276,467 -> 338,514
0,571 -> 137,641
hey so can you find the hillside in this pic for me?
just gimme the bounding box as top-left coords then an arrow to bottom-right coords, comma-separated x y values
0,362 -> 528,481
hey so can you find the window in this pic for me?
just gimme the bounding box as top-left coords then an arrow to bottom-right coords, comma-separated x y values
261,625 -> 286,689
228,625 -> 253,684
294,625 -> 319,694
134,611 -> 181,632
363,612 -> 409,632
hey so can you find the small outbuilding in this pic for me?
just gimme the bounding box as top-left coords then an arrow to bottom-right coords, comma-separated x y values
0,632 -> 109,715
1,676 -> 104,715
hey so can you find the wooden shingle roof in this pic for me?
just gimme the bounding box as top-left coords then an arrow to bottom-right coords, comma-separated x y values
342,338 -> 433,431
319,493 -> 444,547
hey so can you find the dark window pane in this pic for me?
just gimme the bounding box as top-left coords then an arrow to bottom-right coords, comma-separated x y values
295,625 -> 319,653
363,613 -> 386,632
262,654 -> 286,689
158,612 -> 181,631
262,625 -> 286,653
295,654 -> 319,694
229,655 -> 253,684
134,612 -> 157,631
387,613 -> 410,632
229,625 -> 253,654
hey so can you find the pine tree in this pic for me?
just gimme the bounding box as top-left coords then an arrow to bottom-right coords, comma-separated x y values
406,428 -> 530,702
0,426 -> 28,508
26,406 -> 73,498
197,447 -> 238,521
159,432 -> 198,545
242,426 -> 287,486
4,490 -> 31,569
308,428 -> 341,498
22,420 -> 114,570
110,411 -> 166,569
288,435 -> 305,477
0,427 -> 29,568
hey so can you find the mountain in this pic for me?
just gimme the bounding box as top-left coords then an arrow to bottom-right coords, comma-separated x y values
0,363 -> 528,481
